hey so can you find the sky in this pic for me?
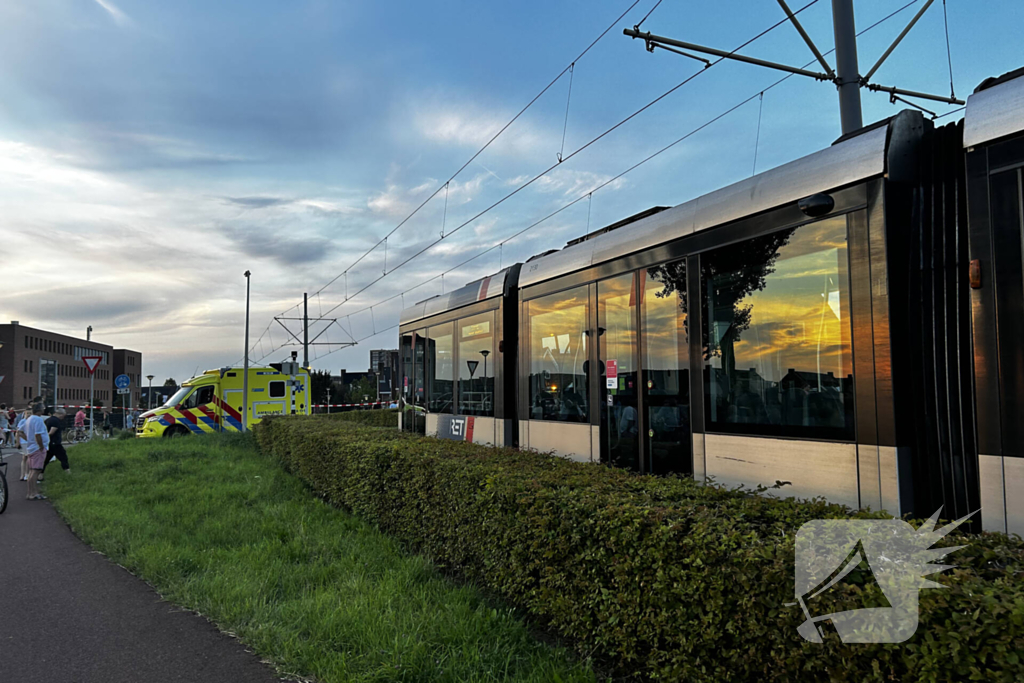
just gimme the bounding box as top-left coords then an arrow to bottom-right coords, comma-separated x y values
1,0 -> 1021,383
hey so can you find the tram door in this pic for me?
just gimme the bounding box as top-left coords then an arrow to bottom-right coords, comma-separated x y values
989,168 -> 1024,456
639,262 -> 691,476
598,274 -> 640,470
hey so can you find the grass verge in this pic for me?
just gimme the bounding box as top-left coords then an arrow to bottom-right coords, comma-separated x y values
45,433 -> 597,683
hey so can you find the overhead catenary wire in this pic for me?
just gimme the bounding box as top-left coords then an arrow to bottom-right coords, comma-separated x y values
752,91 -> 764,176
941,0 -> 956,99
247,0 -> 826,361
254,0 -> 936,367
315,0 -> 826,323
557,62 -> 575,162
297,0 -> 648,309
308,0 -> 933,361
243,0 -> 653,362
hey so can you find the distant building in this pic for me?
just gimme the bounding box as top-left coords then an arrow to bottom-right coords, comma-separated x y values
141,385 -> 176,410
112,349 -> 144,409
0,321 -> 136,409
370,349 -> 400,399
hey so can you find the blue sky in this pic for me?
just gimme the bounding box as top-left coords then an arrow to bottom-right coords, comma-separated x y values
1,0 -> 1021,383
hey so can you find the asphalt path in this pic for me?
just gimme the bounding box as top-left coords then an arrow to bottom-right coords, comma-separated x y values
0,446 -> 285,683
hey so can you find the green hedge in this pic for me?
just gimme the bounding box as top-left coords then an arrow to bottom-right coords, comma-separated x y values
321,408 -> 398,428
256,416 -> 1024,682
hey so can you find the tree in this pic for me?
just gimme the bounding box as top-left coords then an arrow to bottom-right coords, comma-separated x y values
346,377 -> 378,404
646,226 -> 793,362
163,378 -> 177,387
308,369 -> 333,406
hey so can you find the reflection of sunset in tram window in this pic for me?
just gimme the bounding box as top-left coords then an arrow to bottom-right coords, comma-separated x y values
528,286 -> 589,423
703,216 -> 855,439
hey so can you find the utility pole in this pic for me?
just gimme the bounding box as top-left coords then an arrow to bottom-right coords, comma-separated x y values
831,0 -> 863,135
303,293 -> 309,369
242,270 -> 251,433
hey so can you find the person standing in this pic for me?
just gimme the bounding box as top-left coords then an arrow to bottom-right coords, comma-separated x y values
44,408 -> 70,476
24,403 -> 50,500
100,407 -> 112,439
74,407 -> 86,440
16,408 -> 31,481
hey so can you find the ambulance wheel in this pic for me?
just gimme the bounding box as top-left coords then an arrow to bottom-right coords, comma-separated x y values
164,425 -> 190,438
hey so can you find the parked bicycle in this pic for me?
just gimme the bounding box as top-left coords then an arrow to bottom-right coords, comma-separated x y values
64,422 -> 91,445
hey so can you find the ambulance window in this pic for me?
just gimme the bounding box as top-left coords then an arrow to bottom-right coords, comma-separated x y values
269,381 -> 286,398
184,386 -> 215,409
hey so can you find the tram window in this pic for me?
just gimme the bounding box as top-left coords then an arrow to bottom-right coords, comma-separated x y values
427,323 -> 454,413
527,286 -> 590,423
413,330 -> 427,408
400,333 -> 414,401
702,216 -> 855,440
643,260 -> 691,474
458,312 -> 495,416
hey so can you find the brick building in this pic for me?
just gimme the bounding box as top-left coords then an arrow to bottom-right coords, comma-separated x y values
112,349 -> 144,409
0,322 -> 140,410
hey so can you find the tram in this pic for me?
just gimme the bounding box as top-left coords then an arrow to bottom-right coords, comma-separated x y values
400,67 -> 1024,535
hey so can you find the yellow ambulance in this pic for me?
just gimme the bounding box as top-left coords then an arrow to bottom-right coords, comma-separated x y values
136,364 -> 310,437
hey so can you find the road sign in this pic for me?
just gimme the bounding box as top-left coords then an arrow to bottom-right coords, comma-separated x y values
82,356 -> 102,374
117,388 -> 130,395
115,374 -> 130,389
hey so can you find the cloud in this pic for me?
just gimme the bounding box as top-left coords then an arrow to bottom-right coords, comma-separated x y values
410,99 -> 550,159
533,168 -> 628,198
222,196 -> 293,209
219,224 -> 336,266
93,0 -> 133,27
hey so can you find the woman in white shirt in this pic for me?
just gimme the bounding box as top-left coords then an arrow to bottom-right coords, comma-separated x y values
16,408 -> 30,481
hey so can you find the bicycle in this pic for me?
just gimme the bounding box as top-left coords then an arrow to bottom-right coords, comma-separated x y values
65,423 -> 91,445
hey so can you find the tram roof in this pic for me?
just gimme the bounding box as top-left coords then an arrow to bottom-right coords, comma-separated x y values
964,67 -> 1024,149
518,121 -> 889,289
399,266 -> 512,326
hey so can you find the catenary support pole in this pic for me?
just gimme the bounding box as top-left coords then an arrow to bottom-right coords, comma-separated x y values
831,0 -> 863,134
303,293 -> 309,368
242,270 -> 251,433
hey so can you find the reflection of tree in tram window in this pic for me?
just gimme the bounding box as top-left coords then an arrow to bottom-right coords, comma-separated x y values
701,217 -> 855,440
527,287 -> 589,423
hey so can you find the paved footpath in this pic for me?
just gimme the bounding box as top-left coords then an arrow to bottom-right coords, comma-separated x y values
1,448 -> 284,683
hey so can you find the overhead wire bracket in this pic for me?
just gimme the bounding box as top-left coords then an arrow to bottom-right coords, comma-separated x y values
624,28 -> 831,81
776,0 -> 834,79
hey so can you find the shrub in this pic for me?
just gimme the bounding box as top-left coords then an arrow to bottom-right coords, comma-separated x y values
323,408 -> 398,428
255,416 -> 1024,682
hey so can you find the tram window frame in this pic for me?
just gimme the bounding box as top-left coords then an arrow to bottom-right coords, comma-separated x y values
457,311 -> 496,417
700,215 -> 856,441
525,285 -> 591,424
426,324 -> 453,414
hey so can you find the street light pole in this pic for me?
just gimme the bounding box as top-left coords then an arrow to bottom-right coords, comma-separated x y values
146,374 -> 154,410
242,270 -> 251,433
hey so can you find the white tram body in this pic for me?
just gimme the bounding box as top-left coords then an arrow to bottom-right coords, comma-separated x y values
400,68 -> 1024,536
